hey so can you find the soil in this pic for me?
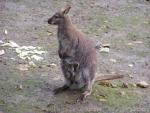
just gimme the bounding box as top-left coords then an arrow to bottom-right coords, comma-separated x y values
0,0 -> 150,113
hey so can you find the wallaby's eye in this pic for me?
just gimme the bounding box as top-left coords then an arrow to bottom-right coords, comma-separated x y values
54,15 -> 60,18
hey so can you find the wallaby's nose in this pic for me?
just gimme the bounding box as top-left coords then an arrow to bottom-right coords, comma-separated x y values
48,18 -> 52,24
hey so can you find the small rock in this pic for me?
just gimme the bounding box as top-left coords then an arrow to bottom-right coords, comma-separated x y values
0,50 -> 5,55
136,81 -> 149,88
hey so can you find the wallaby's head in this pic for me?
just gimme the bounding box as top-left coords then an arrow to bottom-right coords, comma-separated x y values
48,5 -> 71,25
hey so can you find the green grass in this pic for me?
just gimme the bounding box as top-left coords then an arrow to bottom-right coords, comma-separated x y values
92,83 -> 138,108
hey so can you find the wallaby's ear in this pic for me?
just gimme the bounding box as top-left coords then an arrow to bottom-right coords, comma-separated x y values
61,5 -> 71,15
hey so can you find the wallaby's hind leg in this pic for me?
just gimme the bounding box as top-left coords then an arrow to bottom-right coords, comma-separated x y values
77,77 -> 95,102
77,90 -> 92,102
53,84 -> 69,95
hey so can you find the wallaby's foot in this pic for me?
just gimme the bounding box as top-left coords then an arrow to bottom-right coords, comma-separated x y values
53,85 -> 69,95
76,91 -> 91,102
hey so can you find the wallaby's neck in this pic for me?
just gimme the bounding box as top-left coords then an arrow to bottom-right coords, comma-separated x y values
57,16 -> 73,39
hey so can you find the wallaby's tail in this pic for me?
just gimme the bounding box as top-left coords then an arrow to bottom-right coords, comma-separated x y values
95,74 -> 123,82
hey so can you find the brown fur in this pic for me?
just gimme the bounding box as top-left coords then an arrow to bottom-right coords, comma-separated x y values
48,5 -> 123,101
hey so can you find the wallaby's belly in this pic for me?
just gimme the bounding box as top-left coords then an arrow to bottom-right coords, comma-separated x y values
61,61 -> 86,90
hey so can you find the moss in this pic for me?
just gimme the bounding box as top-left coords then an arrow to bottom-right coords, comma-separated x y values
92,83 -> 138,108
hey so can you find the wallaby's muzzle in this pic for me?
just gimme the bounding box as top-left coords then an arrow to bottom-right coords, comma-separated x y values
48,18 -> 55,25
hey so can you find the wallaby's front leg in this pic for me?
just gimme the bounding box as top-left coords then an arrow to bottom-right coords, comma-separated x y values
53,84 -> 69,95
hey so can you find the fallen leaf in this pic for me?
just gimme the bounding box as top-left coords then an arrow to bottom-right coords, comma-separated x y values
99,80 -> 111,87
0,50 -> 5,55
137,81 -> 149,88
47,31 -> 53,36
17,64 -> 30,71
99,98 -> 107,102
99,47 -> 110,53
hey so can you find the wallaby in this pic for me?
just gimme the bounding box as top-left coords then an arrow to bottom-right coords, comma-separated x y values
48,5 -> 123,101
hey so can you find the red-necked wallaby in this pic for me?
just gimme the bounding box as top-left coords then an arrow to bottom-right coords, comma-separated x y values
48,5 -> 123,101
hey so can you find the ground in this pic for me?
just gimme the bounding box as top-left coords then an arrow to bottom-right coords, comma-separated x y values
0,0 -> 150,113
